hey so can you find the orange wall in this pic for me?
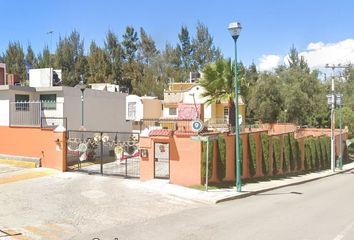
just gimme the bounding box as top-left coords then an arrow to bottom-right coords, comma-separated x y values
0,126 -> 66,171
139,135 -> 202,186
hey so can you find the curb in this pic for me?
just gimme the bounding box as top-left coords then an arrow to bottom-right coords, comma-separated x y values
214,166 -> 354,204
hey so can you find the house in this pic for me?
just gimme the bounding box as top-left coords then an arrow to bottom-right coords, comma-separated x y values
126,95 -> 162,130
0,63 -> 5,85
162,82 -> 246,129
0,71 -> 131,132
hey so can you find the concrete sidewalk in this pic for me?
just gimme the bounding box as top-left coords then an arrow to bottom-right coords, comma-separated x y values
127,162 -> 354,204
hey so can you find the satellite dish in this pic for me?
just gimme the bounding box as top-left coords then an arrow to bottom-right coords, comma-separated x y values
52,71 -> 62,86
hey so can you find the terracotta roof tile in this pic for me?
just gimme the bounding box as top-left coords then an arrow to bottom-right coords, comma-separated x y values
149,129 -> 173,137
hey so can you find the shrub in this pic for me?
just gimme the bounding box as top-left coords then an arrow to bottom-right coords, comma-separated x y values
304,138 -> 312,170
289,133 -> 298,171
273,136 -> 281,174
309,138 -> 318,170
284,134 -> 291,172
320,136 -> 328,168
261,133 -> 269,175
217,135 -> 226,179
315,138 -> 322,169
201,141 -> 213,180
248,134 -> 256,176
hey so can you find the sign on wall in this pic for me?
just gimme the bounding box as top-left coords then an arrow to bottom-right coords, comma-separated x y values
154,143 -> 169,160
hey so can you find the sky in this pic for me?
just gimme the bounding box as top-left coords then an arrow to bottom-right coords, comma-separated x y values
1,0 -> 354,72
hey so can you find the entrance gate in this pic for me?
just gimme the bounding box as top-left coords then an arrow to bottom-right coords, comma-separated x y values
154,142 -> 170,179
66,130 -> 140,177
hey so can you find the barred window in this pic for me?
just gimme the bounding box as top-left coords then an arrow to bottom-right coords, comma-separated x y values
40,94 -> 56,110
15,94 -> 29,111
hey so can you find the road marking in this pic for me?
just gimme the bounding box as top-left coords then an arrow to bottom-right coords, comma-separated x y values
0,159 -> 36,168
333,221 -> 354,240
24,226 -> 63,240
0,169 -> 58,185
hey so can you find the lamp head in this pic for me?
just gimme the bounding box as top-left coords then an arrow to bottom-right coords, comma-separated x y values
228,22 -> 242,40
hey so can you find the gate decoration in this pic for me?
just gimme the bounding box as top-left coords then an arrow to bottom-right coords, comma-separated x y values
66,131 -> 140,177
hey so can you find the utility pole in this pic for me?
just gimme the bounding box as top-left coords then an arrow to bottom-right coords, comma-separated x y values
325,64 -> 346,171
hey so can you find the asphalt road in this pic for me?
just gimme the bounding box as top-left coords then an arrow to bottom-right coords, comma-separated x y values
87,170 -> 354,240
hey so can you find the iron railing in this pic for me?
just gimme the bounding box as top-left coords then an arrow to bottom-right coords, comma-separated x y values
139,118 -> 196,134
10,101 -> 63,127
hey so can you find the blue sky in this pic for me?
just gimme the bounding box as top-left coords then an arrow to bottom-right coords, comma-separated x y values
1,0 -> 354,71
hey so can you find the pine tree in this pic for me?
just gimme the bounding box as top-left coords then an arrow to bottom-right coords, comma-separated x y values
87,41 -> 111,83
105,30 -> 124,85
55,30 -> 87,86
138,27 -> 158,65
3,41 -> 26,81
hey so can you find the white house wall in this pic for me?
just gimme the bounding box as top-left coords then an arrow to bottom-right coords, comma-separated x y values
63,87 -> 131,132
126,95 -> 143,121
0,100 -> 9,125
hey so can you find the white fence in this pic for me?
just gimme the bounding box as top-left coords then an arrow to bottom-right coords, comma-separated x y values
10,101 -> 63,127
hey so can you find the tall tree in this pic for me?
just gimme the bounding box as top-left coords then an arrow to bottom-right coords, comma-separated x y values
105,30 -> 123,85
177,25 -> 194,74
192,22 -> 222,70
35,45 -> 51,68
248,73 -> 283,123
138,27 -> 158,65
25,44 -> 37,69
55,30 -> 87,86
122,26 -> 139,63
87,41 -> 111,83
3,41 -> 26,81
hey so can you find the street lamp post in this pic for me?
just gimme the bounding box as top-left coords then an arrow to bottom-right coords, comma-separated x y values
228,22 -> 242,192
75,78 -> 86,130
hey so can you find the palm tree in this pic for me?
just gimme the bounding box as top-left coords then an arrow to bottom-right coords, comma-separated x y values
199,58 -> 236,127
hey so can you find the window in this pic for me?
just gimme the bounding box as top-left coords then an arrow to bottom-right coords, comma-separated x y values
224,107 -> 229,119
15,94 -> 29,111
169,107 -> 177,116
40,94 -> 56,110
128,102 -> 136,119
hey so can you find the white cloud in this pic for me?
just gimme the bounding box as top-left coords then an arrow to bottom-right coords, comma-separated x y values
258,54 -> 283,71
300,39 -> 354,69
257,39 -> 354,72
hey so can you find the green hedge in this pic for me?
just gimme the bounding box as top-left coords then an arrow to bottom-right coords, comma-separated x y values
284,134 -> 291,172
315,138 -> 322,169
304,138 -> 312,170
217,135 -> 226,179
309,138 -> 318,170
320,136 -> 328,168
261,133 -> 269,175
273,136 -> 281,174
201,141 -> 213,179
289,134 -> 299,171
249,134 -> 257,176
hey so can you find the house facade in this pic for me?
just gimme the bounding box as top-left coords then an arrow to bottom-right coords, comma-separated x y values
162,82 -> 246,128
126,95 -> 162,130
0,85 -> 131,132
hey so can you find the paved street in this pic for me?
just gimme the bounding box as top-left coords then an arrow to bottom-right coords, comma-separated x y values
1,163 -> 354,240
0,164 -> 202,240
85,170 -> 354,240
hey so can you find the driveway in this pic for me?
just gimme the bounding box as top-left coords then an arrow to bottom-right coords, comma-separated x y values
0,164 -> 203,240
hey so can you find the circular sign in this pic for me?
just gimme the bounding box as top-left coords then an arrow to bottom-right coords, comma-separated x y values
78,143 -> 88,153
191,119 -> 204,133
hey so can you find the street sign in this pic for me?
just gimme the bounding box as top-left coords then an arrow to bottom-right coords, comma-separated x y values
191,119 -> 204,133
190,135 -> 219,142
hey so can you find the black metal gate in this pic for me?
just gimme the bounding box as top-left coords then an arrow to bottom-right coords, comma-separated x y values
66,130 -> 140,177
